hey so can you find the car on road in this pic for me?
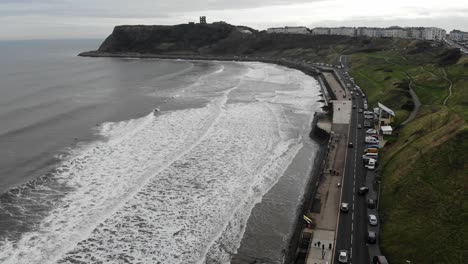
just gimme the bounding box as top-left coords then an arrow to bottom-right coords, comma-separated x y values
367,198 -> 377,209
358,186 -> 369,195
368,214 -> 378,226
352,104 -> 356,109
358,108 -> 363,113
357,124 -> 362,129
340,203 -> 349,212
348,142 -> 353,148
338,250 -> 349,263
367,231 -> 377,244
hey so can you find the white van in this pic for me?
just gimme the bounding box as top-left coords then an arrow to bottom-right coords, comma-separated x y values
365,158 -> 376,170
365,137 -> 379,144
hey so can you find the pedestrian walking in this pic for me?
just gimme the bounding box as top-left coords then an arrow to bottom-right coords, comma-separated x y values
329,243 -> 332,250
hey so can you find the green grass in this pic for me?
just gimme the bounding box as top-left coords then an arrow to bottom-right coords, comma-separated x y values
347,44 -> 467,263
380,126 -> 467,264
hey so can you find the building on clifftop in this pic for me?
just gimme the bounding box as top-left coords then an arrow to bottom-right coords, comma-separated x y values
200,16 -> 206,24
266,26 -> 309,34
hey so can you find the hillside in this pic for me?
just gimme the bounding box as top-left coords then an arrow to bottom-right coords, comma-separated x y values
94,22 -> 394,59
98,23 -> 237,54
349,40 -> 468,263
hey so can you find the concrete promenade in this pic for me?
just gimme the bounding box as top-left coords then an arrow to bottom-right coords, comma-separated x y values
305,71 -> 352,264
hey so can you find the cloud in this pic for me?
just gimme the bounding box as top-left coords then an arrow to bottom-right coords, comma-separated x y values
0,0 -> 322,17
0,0 -> 467,40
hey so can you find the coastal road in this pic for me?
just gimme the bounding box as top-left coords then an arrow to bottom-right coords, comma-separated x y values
445,39 -> 468,54
333,70 -> 369,264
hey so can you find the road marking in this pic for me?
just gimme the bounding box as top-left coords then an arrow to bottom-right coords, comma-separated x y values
352,212 -> 354,221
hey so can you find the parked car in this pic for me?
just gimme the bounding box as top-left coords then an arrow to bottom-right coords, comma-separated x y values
358,186 -> 369,195
364,148 -> 379,154
367,231 -> 377,244
341,203 -> 349,212
364,121 -> 372,128
366,144 -> 380,149
365,158 -> 377,170
367,199 -> 376,209
338,250 -> 349,263
365,137 -> 379,144
366,129 -> 377,134
368,214 -> 378,226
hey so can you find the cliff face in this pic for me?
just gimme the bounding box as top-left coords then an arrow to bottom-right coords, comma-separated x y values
98,23 -> 236,54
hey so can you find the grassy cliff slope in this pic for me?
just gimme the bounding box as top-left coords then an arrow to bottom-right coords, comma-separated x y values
349,39 -> 467,263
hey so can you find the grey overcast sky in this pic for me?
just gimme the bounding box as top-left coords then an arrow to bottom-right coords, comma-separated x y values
1,0 -> 467,40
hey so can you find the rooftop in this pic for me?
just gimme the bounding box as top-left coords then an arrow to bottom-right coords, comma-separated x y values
378,102 -> 395,116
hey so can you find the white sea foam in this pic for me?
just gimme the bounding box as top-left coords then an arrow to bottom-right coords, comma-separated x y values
0,61 -> 322,264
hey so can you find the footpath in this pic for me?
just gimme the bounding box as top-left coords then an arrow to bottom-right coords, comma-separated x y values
302,71 -> 352,264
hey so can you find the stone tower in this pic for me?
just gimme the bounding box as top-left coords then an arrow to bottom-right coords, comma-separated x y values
200,16 -> 206,24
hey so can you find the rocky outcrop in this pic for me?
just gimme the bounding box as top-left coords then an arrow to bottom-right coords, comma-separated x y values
98,23 -> 237,54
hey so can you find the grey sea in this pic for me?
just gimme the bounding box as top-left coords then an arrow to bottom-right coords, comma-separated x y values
0,39 -> 323,263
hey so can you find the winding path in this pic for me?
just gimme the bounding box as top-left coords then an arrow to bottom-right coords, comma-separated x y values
383,58 -> 422,125
442,68 -> 453,105
401,72 -> 422,125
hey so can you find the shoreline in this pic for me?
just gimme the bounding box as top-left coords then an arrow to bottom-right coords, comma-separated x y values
79,51 -> 321,77
79,50 -> 335,263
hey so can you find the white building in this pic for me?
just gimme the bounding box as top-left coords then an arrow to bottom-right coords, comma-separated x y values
312,26 -> 446,41
329,27 -> 356,37
357,27 -> 382,38
266,26 -> 309,34
380,125 -> 393,135
407,27 -> 424,39
377,102 -> 395,128
422,27 -> 446,41
449,30 -> 468,41
311,27 -> 330,35
384,26 -> 408,38
266,27 -> 285,34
